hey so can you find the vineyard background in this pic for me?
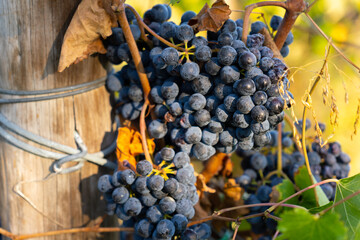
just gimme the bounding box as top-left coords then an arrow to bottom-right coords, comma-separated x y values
124,0 -> 360,176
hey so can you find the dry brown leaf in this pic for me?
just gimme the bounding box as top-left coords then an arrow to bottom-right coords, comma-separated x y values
58,0 -> 120,72
115,127 -> 155,169
188,0 -> 231,33
221,154 -> 233,178
201,152 -> 228,183
223,178 -> 242,202
196,174 -> 216,197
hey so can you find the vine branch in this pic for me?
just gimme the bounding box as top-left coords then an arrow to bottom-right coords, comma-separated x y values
266,178 -> 339,213
0,227 -> 134,240
242,1 -> 287,44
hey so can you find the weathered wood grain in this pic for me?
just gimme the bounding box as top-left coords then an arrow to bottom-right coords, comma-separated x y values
0,0 -> 117,239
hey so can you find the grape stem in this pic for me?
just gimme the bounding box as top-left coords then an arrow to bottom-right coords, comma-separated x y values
124,5 -> 152,46
140,100 -> 153,165
117,5 -> 151,98
124,4 -> 186,52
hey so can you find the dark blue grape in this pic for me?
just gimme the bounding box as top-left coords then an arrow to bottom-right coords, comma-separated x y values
161,47 -> 179,65
176,24 -> 194,42
135,219 -> 154,238
181,11 -> 197,24
180,62 -> 200,81
151,4 -> 169,22
195,45 -> 212,62
148,120 -> 167,139
236,96 -> 255,114
238,51 -> 257,70
218,32 -> 233,46
250,21 -> 267,34
123,198 -> 142,216
220,66 -> 240,84
218,46 -> 237,66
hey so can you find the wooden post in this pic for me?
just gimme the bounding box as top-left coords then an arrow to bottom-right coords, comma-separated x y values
0,1 -> 116,239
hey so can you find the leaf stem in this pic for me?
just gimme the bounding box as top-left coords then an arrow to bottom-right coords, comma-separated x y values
232,223 -> 240,240
266,178 -> 339,213
320,189 -> 360,215
272,230 -> 281,240
216,202 -> 306,215
277,123 -> 283,177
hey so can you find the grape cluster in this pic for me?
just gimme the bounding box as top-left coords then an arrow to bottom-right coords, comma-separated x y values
97,147 -> 210,239
234,120 -> 350,237
103,5 -> 294,162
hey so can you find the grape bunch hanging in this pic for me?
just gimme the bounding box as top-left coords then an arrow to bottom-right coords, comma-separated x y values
104,3 -> 294,161
95,2 -> 352,240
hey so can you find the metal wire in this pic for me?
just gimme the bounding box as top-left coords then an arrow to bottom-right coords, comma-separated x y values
0,113 -> 118,171
0,78 -> 106,96
0,78 -> 105,104
53,130 -> 87,174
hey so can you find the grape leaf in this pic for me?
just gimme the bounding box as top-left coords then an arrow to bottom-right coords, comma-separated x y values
169,0 -> 180,5
308,201 -> 333,214
333,173 -> 360,240
271,179 -> 298,205
294,166 -> 329,208
188,0 -> 231,33
115,127 -> 155,169
277,208 -> 347,240
58,0 -> 120,72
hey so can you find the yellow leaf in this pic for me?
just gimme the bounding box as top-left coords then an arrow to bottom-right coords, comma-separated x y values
224,179 -> 242,202
115,127 -> 155,169
58,0 -> 118,72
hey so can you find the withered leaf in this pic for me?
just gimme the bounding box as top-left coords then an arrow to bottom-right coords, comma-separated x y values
223,178 -> 242,202
196,173 -> 216,197
201,152 -> 228,183
58,0 -> 118,72
188,0 -> 231,33
116,127 -> 155,169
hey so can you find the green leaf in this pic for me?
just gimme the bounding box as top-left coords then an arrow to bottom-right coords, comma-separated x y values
169,0 -> 180,5
278,208 -> 347,240
273,179 -> 298,205
294,166 -> 330,208
333,173 -> 360,240
308,201 -> 333,214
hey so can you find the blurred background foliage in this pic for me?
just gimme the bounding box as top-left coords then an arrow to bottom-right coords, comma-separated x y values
125,0 -> 360,176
